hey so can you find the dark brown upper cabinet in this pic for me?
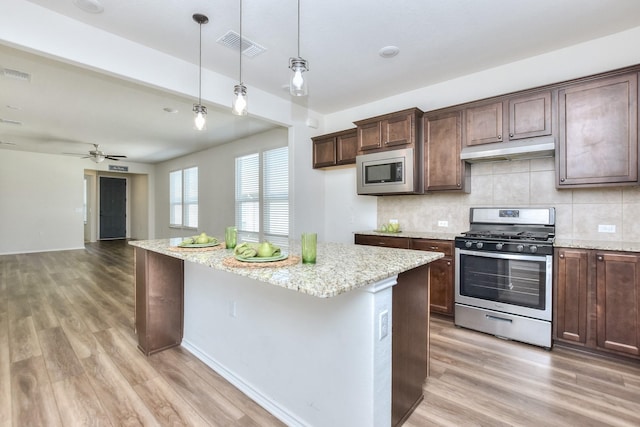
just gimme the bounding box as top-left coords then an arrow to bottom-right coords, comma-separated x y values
423,110 -> 470,192
312,128 -> 358,169
354,108 -> 423,153
464,90 -> 552,147
557,72 -> 638,188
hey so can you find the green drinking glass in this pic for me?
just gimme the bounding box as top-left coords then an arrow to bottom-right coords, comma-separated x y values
225,226 -> 237,249
301,233 -> 317,264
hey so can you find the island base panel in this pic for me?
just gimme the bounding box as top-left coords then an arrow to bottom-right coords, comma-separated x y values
135,248 -> 184,356
392,264 -> 430,426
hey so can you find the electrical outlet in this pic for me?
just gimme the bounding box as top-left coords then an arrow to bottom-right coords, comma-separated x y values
438,220 -> 448,227
230,301 -> 237,318
598,224 -> 616,233
379,310 -> 389,340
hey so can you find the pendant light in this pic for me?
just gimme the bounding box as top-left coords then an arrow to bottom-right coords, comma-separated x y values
289,0 -> 308,96
232,0 -> 248,115
193,13 -> 209,130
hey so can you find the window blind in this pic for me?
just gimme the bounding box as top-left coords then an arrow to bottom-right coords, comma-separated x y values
235,147 -> 288,244
169,170 -> 182,226
169,167 -> 198,228
183,166 -> 198,228
263,146 -> 289,246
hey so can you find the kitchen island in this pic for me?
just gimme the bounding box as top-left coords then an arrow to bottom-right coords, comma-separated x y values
130,238 -> 442,427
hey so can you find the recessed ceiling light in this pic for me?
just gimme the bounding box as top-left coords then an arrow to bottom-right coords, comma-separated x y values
73,0 -> 104,14
379,46 -> 400,58
163,107 -> 178,114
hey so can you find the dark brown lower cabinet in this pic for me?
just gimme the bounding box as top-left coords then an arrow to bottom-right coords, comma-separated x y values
134,247 -> 184,355
554,248 -> 589,344
596,252 -> 640,356
412,239 -> 454,316
554,248 -> 640,359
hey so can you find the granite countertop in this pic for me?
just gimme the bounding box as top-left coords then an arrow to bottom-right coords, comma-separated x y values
129,238 -> 443,298
554,239 -> 640,252
354,230 -> 459,241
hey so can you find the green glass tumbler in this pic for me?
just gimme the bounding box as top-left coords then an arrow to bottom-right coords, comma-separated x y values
225,226 -> 237,249
301,233 -> 317,264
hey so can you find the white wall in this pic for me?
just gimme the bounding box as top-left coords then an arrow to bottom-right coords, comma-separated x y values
319,26 -> 640,241
0,150 -> 154,254
0,150 -> 84,254
153,128 -> 288,239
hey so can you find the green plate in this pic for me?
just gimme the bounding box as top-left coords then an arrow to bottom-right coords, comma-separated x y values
235,253 -> 288,263
178,241 -> 220,248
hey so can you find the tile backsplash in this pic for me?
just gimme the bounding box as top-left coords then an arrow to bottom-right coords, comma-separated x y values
378,157 -> 640,243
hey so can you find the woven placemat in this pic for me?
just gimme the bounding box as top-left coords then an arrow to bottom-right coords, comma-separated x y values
223,255 -> 300,268
168,243 -> 226,252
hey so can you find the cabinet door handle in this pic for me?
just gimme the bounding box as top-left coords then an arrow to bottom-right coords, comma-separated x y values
497,135 -> 502,140
509,133 -> 514,137
559,254 -> 565,259
597,255 -> 603,261
560,178 -> 565,182
447,261 -> 451,266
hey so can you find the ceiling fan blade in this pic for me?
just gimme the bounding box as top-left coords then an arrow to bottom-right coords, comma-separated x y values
105,156 -> 121,161
107,155 -> 127,158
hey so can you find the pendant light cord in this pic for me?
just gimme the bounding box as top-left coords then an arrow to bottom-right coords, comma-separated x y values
297,0 -> 300,58
198,21 -> 203,104
239,0 -> 243,84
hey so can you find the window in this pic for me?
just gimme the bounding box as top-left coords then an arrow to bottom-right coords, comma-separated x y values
170,166 -> 198,228
235,146 -> 288,245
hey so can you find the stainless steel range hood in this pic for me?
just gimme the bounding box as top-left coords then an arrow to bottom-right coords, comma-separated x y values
460,136 -> 555,163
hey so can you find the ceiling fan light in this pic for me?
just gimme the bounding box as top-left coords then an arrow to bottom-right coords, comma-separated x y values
232,84 -> 248,116
193,104 -> 207,130
91,154 -> 105,163
289,57 -> 308,96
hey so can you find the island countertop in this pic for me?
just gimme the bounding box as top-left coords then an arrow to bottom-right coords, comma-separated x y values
129,238 -> 443,298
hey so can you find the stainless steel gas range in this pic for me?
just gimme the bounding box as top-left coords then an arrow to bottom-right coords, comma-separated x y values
454,207 -> 555,349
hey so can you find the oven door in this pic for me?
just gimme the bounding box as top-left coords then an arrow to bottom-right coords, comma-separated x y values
455,248 -> 552,321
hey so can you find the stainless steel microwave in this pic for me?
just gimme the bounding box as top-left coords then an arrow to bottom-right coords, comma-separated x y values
356,147 -> 422,195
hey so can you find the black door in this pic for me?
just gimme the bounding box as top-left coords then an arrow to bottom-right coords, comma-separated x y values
100,177 -> 126,239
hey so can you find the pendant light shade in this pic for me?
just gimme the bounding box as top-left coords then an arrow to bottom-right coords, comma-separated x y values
232,84 -> 248,115
193,13 -> 209,130
289,0 -> 308,96
232,0 -> 248,115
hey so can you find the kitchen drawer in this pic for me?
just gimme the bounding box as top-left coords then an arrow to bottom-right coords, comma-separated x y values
354,234 -> 410,249
411,239 -> 453,256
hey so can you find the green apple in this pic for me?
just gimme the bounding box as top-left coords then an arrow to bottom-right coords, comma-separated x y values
195,232 -> 210,244
257,241 -> 273,257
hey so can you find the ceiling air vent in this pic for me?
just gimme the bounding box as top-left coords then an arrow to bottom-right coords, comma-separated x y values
0,118 -> 23,125
217,31 -> 266,58
1,68 -> 31,82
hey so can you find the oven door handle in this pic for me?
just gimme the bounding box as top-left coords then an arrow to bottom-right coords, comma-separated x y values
485,314 -> 513,323
457,248 -> 548,262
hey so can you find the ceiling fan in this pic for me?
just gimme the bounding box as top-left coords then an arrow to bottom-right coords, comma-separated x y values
66,144 -> 127,163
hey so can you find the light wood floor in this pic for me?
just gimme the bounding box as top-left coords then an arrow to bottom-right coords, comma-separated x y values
1,240 -> 639,426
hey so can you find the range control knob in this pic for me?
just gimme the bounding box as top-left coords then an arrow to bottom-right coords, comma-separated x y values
476,242 -> 484,249
516,244 -> 524,252
465,241 -> 473,248
496,243 -> 504,250
530,245 -> 538,253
